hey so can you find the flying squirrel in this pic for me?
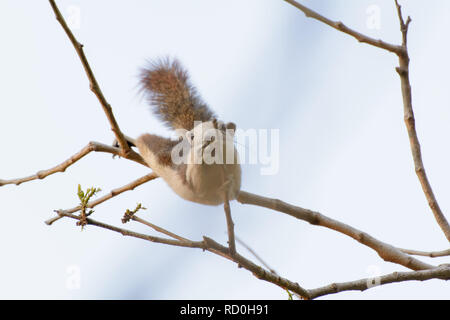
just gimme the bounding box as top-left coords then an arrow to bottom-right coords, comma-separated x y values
123,58 -> 241,206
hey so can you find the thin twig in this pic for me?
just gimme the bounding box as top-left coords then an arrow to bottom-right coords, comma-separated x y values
45,172 -> 157,225
129,214 -> 234,262
224,196 -> 237,257
235,236 -> 277,275
57,209 -> 311,298
284,0 -> 402,54
132,215 -> 190,242
0,141 -> 144,187
57,210 -> 203,248
56,205 -> 450,300
237,191 -> 433,271
393,0 -> 450,242
202,236 -> 310,298
308,264 -> 450,299
285,0 -> 450,243
48,0 -> 134,158
399,247 -> 450,258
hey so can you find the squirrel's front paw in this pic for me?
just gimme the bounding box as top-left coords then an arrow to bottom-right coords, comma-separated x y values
111,135 -> 137,158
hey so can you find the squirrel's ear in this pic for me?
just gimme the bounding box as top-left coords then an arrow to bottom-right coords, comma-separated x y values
226,122 -> 236,131
226,122 -> 236,136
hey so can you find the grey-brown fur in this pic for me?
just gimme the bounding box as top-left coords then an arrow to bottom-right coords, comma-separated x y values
136,133 -> 189,184
136,134 -> 179,167
139,58 -> 216,131
135,57 -> 241,206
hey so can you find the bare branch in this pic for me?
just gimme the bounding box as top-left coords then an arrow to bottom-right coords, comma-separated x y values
129,215 -> 235,262
57,210 -> 204,248
45,172 -> 157,225
284,0 -> 402,54
224,196 -> 237,256
284,0 -> 450,242
56,200 -> 450,300
48,0 -> 135,158
132,215 -> 190,242
308,264 -> 450,299
393,0 -> 450,242
0,141 -> 143,187
56,206 -> 450,299
237,191 -> 434,271
399,248 -> 450,258
56,210 -> 311,298
202,236 -> 310,299
236,236 -> 278,275
394,0 -> 412,46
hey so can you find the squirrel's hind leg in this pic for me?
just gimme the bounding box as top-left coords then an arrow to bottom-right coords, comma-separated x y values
135,134 -> 181,169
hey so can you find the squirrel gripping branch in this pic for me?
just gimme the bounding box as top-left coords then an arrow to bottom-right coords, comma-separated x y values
125,58 -> 241,206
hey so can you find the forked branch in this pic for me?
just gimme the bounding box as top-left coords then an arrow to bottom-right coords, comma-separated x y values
393,0 -> 450,242
48,0 -> 136,159
284,0 -> 402,54
237,191 -> 433,271
0,141 -> 145,187
285,0 -> 450,242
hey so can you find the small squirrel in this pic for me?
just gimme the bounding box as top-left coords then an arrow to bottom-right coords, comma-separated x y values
126,58 -> 241,206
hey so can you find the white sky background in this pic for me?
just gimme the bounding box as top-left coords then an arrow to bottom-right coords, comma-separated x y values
0,0 -> 449,299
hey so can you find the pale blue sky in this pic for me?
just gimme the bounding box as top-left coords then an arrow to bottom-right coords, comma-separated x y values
0,0 -> 449,299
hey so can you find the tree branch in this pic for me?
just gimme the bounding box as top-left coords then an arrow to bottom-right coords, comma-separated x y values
56,208 -> 450,300
393,0 -> 450,242
0,141 -> 146,187
285,0 -> 450,243
48,0 -> 135,158
224,196 -> 237,256
284,0 -> 402,54
45,172 -> 157,225
308,264 -> 450,299
202,236 -> 310,299
57,210 -> 311,299
399,247 -> 450,258
57,209 -> 204,248
131,215 -> 190,242
236,236 -> 278,275
237,191 -> 434,271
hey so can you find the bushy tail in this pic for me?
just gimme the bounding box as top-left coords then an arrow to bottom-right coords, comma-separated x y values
139,57 -> 216,131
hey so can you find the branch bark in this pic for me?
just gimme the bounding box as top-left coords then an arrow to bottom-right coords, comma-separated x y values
224,196 -> 237,256
237,191 -> 433,271
45,172 -> 157,225
284,0 -> 402,54
393,0 -> 450,242
399,247 -> 450,258
58,210 -> 311,299
284,0 -> 450,242
56,207 -> 450,300
48,0 -> 136,159
0,141 -> 145,187
308,264 -> 450,299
